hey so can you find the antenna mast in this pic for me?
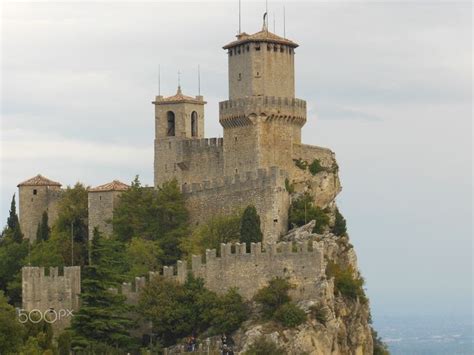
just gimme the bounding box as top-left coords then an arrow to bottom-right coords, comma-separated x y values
238,0 -> 241,33
198,65 -> 201,96
283,5 -> 286,38
158,64 -> 161,95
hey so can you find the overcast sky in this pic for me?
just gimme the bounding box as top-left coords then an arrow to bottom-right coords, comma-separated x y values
1,1 -> 472,319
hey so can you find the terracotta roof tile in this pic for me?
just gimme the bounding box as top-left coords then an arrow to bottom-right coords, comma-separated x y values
17,174 -> 61,187
89,180 -> 130,192
223,29 -> 298,49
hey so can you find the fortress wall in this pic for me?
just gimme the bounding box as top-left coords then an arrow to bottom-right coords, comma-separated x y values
115,241 -> 325,302
154,138 -> 224,187
180,138 -> 224,184
183,166 -> 290,243
19,186 -> 63,242
22,266 -> 81,331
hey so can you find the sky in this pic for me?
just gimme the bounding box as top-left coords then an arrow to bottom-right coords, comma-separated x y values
1,1 -> 472,319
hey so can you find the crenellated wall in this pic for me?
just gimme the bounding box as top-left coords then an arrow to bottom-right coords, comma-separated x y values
22,266 -> 81,331
183,166 -> 290,242
116,240 -> 325,302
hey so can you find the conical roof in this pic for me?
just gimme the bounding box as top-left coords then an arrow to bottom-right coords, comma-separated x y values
154,86 -> 205,105
17,174 -> 61,187
89,180 -> 130,192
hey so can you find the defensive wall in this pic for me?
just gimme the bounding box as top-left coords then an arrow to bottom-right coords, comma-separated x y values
22,266 -> 81,331
183,166 -> 290,242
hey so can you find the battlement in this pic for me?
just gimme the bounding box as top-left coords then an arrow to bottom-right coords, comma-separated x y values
180,137 -> 224,149
219,96 -> 306,127
114,241 -> 324,302
182,166 -> 288,195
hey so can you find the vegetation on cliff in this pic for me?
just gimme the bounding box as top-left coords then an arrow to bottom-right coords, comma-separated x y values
288,193 -> 329,233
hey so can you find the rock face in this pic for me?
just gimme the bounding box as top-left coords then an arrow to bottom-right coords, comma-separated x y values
230,221 -> 374,355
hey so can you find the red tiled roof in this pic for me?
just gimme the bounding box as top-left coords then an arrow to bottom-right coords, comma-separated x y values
17,174 -> 61,187
89,180 -> 129,192
223,29 -> 298,49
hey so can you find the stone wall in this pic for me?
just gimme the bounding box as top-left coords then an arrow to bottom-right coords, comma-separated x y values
117,240 -> 325,302
22,266 -> 81,331
183,166 -> 290,242
18,185 -> 63,242
155,137 -> 224,187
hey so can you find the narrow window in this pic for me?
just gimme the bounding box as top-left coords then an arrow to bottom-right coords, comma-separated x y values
191,111 -> 198,137
99,196 -> 102,201
255,43 -> 261,51
33,189 -> 37,195
238,73 -> 242,81
167,111 -> 175,136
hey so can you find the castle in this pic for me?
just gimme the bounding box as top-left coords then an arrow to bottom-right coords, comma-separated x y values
17,22 -> 340,244
20,22 -> 344,333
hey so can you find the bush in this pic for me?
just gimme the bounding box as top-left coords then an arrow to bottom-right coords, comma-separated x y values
254,277 -> 292,319
372,329 -> 390,355
326,262 -> 366,302
332,208 -> 347,236
273,303 -> 306,327
308,159 -> 325,175
288,193 -> 329,233
309,304 -> 328,325
285,178 -> 295,194
244,336 -> 285,355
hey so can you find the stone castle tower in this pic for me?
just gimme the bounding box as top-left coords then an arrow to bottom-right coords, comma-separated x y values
17,175 -> 63,242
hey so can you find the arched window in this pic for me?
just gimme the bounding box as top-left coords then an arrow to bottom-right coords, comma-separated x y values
191,111 -> 198,137
167,111 -> 175,136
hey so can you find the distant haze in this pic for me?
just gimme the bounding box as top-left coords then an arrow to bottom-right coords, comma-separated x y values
1,1 -> 471,319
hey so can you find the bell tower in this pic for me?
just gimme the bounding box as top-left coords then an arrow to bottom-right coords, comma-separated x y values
153,86 -> 206,187
219,26 -> 307,175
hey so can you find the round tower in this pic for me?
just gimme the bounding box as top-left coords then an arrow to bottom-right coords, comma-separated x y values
17,174 -> 62,243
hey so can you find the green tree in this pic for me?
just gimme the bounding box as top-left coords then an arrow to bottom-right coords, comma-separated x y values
0,240 -> 28,305
113,177 -> 189,265
326,261 -> 366,302
54,183 -> 89,267
126,237 -> 163,278
254,277 -> 292,319
0,291 -> 25,353
288,193 -> 329,233
6,194 -> 23,243
240,205 -> 263,247
273,302 -> 306,327
36,211 -> 50,242
208,288 -> 249,335
181,213 -> 241,257
332,208 -> 347,236
70,229 -> 134,351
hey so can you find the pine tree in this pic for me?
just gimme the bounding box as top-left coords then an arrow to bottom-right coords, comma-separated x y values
332,208 -> 347,236
240,205 -> 263,247
35,211 -> 50,242
6,194 -> 23,243
70,228 -> 134,351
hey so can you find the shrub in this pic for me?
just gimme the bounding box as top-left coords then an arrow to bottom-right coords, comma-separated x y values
326,262 -> 366,302
288,193 -> 329,233
254,277 -> 292,319
240,205 -> 263,247
332,208 -> 347,236
285,178 -> 295,193
309,304 -> 328,325
244,336 -> 285,355
372,329 -> 390,355
273,303 -> 306,327
308,159 -> 325,175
